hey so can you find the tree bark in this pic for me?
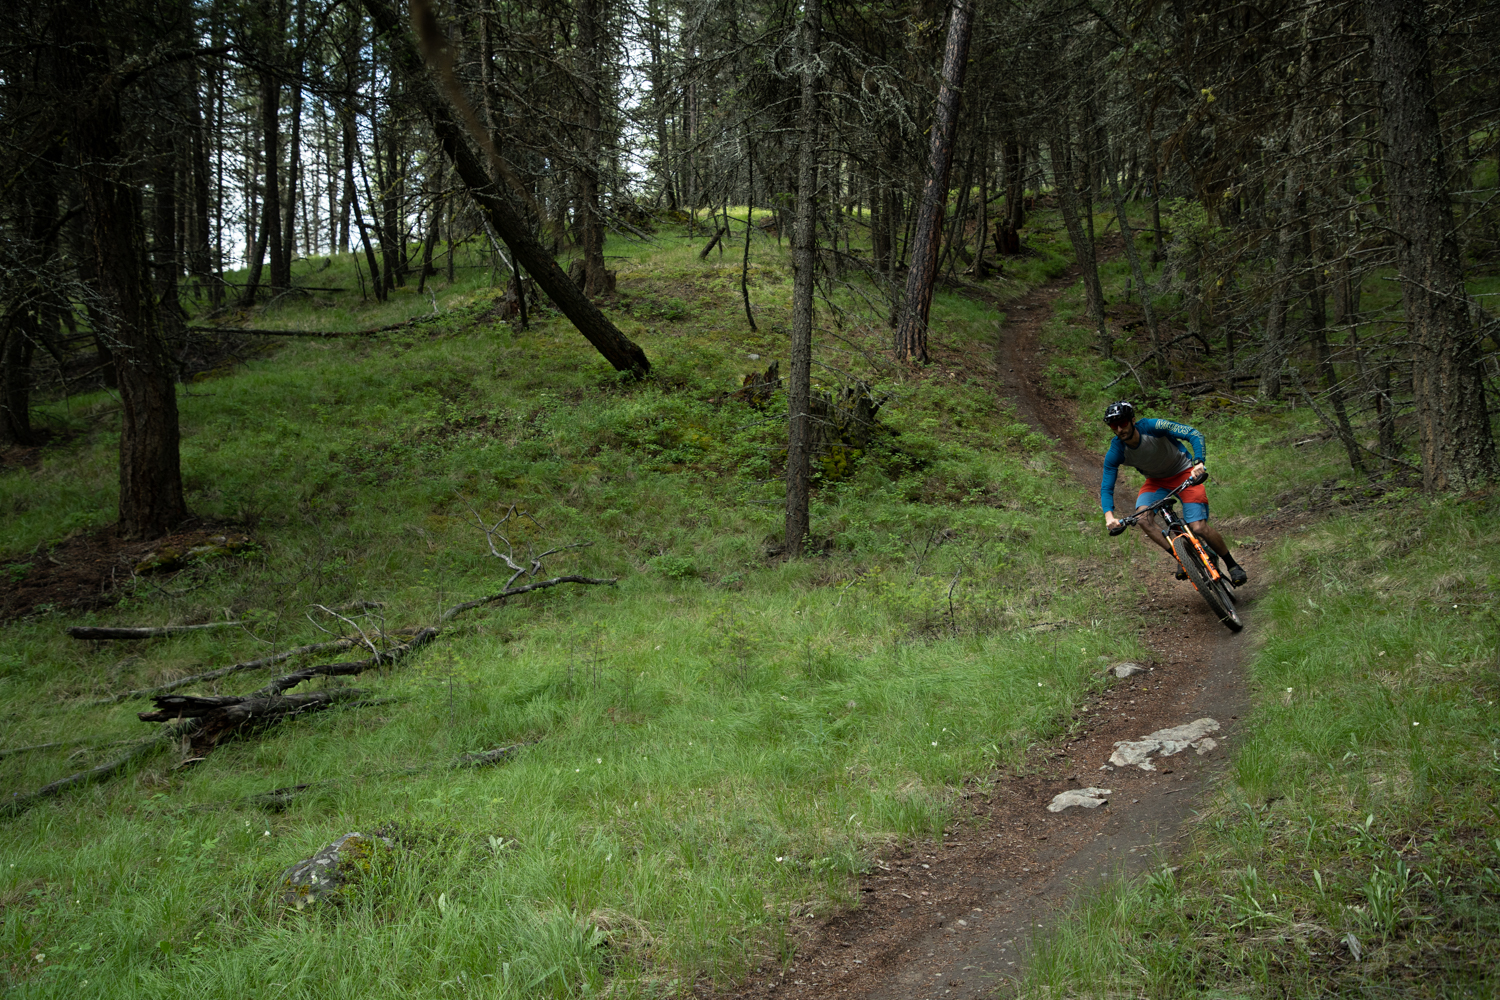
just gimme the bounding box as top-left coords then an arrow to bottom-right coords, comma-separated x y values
785,0 -> 822,556
360,0 -> 649,375
1048,126 -> 1108,358
280,0 -> 306,288
64,3 -> 188,539
1366,0 -> 1498,490
1259,178 -> 1301,400
893,0 -> 976,365
261,48 -> 287,294
576,0 -> 609,296
1097,115 -> 1163,374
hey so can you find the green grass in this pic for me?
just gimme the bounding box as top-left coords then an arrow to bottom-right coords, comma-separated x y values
1018,496 -> 1500,999
1,209 -> 1148,998
1008,215 -> 1500,998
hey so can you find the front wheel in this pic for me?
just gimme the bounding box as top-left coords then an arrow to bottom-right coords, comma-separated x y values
1172,534 -> 1244,632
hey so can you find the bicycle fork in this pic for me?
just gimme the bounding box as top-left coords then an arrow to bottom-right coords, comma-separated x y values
1170,526 -> 1226,585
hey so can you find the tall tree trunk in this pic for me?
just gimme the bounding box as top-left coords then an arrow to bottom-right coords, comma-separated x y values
262,50 -> 287,294
893,0 -> 976,365
1097,115 -> 1163,374
647,0 -> 676,209
785,0 -> 822,556
1259,179 -> 1301,400
1366,0 -> 1498,490
360,0 -> 649,374
0,320 -> 36,446
1003,137 -> 1025,231
1303,227 -> 1364,474
187,57 -> 216,304
1049,125 -> 1108,358
65,7 -> 187,538
577,0 -> 608,296
347,121 -> 384,302
151,144 -> 186,346
280,0 -> 306,288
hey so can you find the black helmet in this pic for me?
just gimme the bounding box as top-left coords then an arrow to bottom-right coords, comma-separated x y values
1103,401 -> 1136,426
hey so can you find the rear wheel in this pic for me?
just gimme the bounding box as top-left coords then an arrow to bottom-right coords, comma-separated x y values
1172,534 -> 1243,632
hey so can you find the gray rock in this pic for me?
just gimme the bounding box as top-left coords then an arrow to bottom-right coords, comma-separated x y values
1109,718 -> 1220,770
1111,662 -> 1148,678
280,832 -> 392,909
1046,787 -> 1112,812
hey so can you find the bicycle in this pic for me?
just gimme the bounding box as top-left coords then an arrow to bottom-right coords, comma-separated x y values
1109,472 -> 1243,632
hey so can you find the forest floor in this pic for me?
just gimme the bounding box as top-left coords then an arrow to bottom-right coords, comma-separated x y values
2,211 -> 1493,1000
724,248 -> 1267,1000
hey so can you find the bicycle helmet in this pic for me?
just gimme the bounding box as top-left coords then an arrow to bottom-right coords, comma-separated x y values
1103,401 -> 1136,426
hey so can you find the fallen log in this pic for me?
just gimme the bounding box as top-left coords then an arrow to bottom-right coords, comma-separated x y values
68,622 -> 244,640
187,318 -> 420,338
139,689 -> 367,748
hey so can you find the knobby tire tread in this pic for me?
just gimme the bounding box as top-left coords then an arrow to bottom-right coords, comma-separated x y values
1172,534 -> 1243,632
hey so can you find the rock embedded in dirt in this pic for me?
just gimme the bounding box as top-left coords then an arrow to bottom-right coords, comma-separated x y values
1111,662 -> 1148,678
1109,718 -> 1220,770
1046,787 -> 1113,812
280,831 -> 392,909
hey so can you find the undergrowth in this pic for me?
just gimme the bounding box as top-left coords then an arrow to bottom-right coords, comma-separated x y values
0,208 -> 1136,999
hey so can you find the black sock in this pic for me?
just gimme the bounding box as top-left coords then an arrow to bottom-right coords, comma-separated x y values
1222,551 -> 1239,568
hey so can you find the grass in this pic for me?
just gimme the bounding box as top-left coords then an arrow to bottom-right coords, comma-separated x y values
0,208 -> 1145,998
1007,209 -> 1500,998
4,195 -> 1494,999
1018,495 -> 1500,999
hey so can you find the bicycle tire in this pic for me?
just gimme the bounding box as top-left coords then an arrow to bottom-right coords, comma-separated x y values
1171,534 -> 1244,632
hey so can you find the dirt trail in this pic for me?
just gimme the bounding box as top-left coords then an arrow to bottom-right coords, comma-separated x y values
725,264 -> 1263,1000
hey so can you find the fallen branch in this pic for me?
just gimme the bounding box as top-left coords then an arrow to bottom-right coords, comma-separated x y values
68,622 -> 245,640
698,226 -> 728,259
2,722 -> 192,819
88,637 -> 362,705
187,317 -> 423,339
134,575 -> 614,744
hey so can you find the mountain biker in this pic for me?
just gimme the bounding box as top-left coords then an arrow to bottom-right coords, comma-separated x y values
1099,401 -> 1247,587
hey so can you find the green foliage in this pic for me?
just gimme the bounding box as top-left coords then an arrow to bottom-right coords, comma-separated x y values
0,209 -> 1150,998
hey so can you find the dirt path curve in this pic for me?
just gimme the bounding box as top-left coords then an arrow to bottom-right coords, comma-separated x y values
723,265 -> 1265,1000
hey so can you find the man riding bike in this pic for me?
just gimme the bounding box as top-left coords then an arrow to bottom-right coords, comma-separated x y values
1099,401 -> 1247,587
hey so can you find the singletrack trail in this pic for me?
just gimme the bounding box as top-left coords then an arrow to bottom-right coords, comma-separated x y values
724,263 -> 1263,1000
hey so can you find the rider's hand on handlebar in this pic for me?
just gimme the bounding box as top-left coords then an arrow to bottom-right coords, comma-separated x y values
1190,462 -> 1207,484
1104,511 -> 1122,532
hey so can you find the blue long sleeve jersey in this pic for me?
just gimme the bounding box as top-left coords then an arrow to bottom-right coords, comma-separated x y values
1099,418 -> 1206,513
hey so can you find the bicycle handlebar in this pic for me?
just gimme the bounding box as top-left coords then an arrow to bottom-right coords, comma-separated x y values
1107,469 -> 1206,536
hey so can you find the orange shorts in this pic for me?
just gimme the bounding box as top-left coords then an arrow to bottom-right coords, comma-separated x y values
1137,466 -> 1208,519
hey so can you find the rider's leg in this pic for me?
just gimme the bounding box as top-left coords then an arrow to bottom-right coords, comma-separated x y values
1188,519 -> 1248,585
1187,519 -> 1230,558
1136,507 -> 1176,557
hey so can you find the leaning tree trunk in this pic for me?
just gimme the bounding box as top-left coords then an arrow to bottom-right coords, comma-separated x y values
361,0 -> 649,376
66,7 -> 187,539
893,0 -> 976,365
785,0 -> 822,556
1366,0 -> 1498,490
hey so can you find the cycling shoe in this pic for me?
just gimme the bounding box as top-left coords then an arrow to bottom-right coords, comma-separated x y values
1174,566 -> 1188,581
1229,564 -> 1248,587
